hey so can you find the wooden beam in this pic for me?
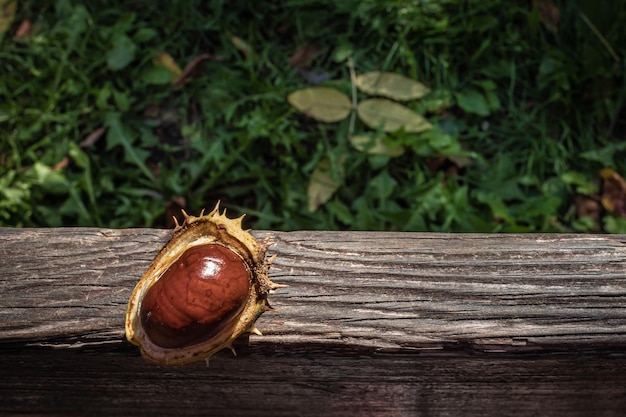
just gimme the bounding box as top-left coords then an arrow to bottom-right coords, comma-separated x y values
2,347 -> 625,416
1,228 -> 625,352
2,228 -> 626,416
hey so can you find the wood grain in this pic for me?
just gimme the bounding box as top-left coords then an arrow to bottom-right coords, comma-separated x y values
1,228 -> 625,352
1,228 -> 626,416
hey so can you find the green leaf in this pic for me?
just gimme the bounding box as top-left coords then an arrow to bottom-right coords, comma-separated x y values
326,200 -> 354,224
96,84 -> 112,109
417,89 -> 454,112
112,89 -> 130,111
349,135 -> 405,157
357,98 -> 432,133
68,142 -> 97,211
68,143 -> 89,169
369,170 -> 397,200
604,216 -> 626,234
580,142 -> 626,165
484,89 -> 501,112
332,39 -> 353,62
307,158 -> 343,212
561,171 -> 597,194
572,216 -> 597,232
356,71 -> 430,101
475,191 -> 513,223
455,89 -> 490,116
288,87 -> 352,123
33,162 -> 69,195
141,66 -> 173,85
427,128 -> 454,149
107,35 -> 137,71
104,113 -> 154,180
134,27 -> 158,43
0,172 -> 29,210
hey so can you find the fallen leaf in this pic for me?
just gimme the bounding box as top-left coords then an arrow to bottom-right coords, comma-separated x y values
288,87 -> 352,123
427,155 -> 472,181
52,157 -> 69,171
106,34 -> 137,71
79,126 -> 107,147
0,0 -> 16,42
349,135 -> 405,157
231,36 -> 255,59
154,52 -> 182,82
13,18 -> 30,40
448,155 -> 473,169
455,89 -> 491,116
357,98 -> 432,133
575,194 -> 600,224
600,168 -> 626,217
143,103 -> 161,119
173,53 -> 217,88
356,71 -> 430,101
289,44 -> 321,70
307,158 -> 343,212
533,0 -> 559,32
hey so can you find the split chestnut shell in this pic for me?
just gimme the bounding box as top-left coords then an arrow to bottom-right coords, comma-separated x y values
125,204 -> 281,365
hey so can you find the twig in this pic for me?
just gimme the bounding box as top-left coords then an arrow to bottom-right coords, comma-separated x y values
347,57 -> 358,135
578,12 -> 619,63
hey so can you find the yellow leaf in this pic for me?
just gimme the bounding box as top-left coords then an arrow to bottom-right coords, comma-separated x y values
357,98 -> 432,133
356,71 -> 430,101
0,0 -> 17,41
600,168 -> 626,216
307,158 -> 343,212
349,135 -> 405,157
288,87 -> 352,123
153,52 -> 182,82
231,36 -> 255,59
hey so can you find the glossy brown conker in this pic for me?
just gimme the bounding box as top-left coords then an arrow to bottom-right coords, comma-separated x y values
140,244 -> 250,349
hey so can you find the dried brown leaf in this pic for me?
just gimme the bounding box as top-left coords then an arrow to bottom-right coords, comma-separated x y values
13,19 -> 31,40
52,157 -> 69,171
307,158 -> 343,212
600,168 -> 626,217
173,54 -> 217,88
289,44 -> 321,70
0,0 -> 16,40
575,194 -> 601,224
533,0 -> 559,32
154,52 -> 182,82
79,126 -> 107,148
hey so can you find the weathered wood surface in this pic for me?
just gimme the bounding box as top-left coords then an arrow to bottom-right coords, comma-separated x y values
1,228 -> 626,416
1,228 -> 625,351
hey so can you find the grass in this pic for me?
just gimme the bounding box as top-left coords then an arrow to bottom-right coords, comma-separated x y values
0,0 -> 625,232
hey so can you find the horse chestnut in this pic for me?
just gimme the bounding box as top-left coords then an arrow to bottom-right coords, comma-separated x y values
125,204 -> 282,365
